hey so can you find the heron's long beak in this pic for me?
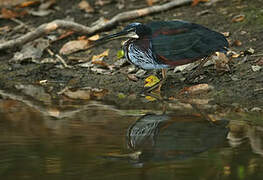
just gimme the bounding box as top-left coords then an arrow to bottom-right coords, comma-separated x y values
95,31 -> 127,43
94,30 -> 138,44
88,30 -> 138,49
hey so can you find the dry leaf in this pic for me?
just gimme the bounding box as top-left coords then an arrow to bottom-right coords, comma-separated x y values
1,8 -> 27,19
78,0 -> 94,13
215,52 -> 230,72
113,58 -> 126,68
17,0 -> 40,8
48,108 -> 60,117
63,89 -> 91,100
59,39 -> 90,55
0,0 -> 28,7
15,84 -> 51,103
77,61 -> 93,67
240,31 -> 247,35
144,75 -> 160,87
90,67 -> 111,74
135,69 -> 147,77
40,57 -> 60,64
92,49 -> 109,61
174,63 -> 197,73
39,0 -> 56,10
92,60 -> 109,68
91,49 -> 111,68
29,9 -> 53,17
145,95 -> 157,101
222,32 -> 230,37
179,84 -> 214,95
232,54 -> 240,58
55,31 -> 74,41
12,38 -> 49,62
116,1 -> 124,9
247,48 -> 255,54
91,17 -> 109,27
63,87 -> 108,100
39,79 -> 48,85
145,0 -> 158,6
232,14 -> 245,23
0,26 -> 11,34
146,0 -> 153,6
127,74 -> 138,81
78,35 -> 87,40
251,65 -> 261,72
91,88 -> 108,99
191,0 -> 209,6
95,0 -> 112,6
88,34 -> 100,41
232,40 -> 242,47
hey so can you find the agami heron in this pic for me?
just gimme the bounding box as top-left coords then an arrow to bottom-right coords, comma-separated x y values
95,20 -> 229,91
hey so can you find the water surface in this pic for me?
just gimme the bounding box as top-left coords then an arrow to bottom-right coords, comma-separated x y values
0,96 -> 262,180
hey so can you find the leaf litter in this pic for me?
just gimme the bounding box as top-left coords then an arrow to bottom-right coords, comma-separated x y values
178,84 -> 214,95
59,34 -> 100,55
63,87 -> 108,100
91,49 -> 113,69
59,39 -> 90,55
12,38 -> 50,62
15,84 -> 52,103
1,8 -> 27,19
232,14 -> 245,23
78,0 -> 95,13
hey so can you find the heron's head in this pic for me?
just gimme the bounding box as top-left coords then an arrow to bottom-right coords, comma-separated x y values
94,22 -> 151,44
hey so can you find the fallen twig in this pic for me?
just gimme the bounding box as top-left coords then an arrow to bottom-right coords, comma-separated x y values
0,0 -> 192,51
46,48 -> 70,68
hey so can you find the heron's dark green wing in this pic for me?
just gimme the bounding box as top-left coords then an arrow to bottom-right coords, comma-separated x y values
148,21 -> 228,64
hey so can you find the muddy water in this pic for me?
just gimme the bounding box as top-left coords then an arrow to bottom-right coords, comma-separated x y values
0,94 -> 263,180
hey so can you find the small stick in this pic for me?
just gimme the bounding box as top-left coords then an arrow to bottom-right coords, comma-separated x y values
55,54 -> 69,68
11,18 -> 26,26
46,48 -> 69,68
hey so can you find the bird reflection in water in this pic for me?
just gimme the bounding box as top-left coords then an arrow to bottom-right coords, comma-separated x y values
126,113 -> 229,164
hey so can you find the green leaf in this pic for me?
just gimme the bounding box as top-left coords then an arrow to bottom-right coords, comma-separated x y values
118,93 -> 126,99
117,50 -> 124,59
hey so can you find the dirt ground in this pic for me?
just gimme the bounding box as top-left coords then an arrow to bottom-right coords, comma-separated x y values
0,0 -> 263,109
